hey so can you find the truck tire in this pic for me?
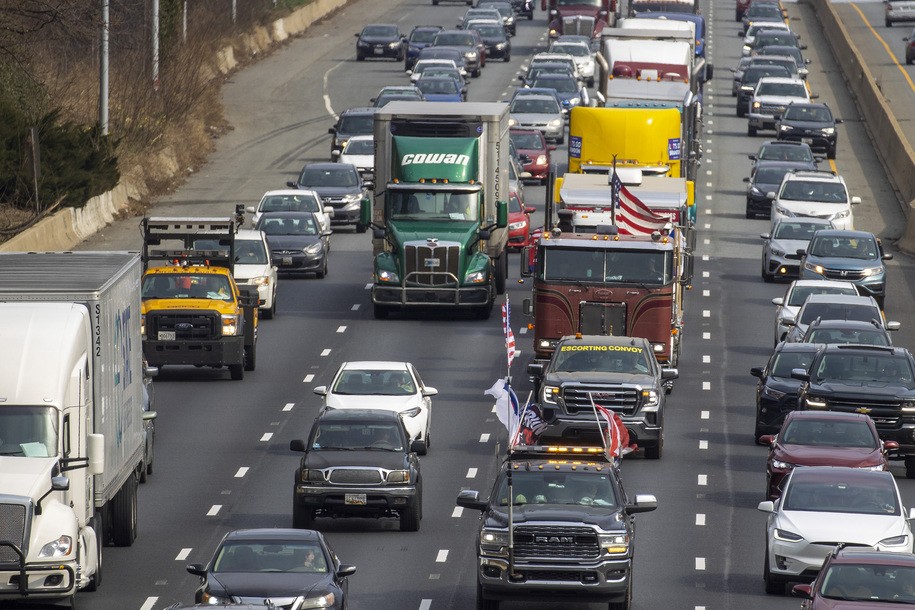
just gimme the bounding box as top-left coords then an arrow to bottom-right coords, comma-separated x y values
494,253 -> 507,295
644,436 -> 662,459
905,456 -> 915,479
84,520 -> 103,591
400,484 -> 421,532
229,362 -> 244,380
608,580 -> 632,610
373,303 -> 390,319
244,342 -> 256,372
477,582 -> 499,609
110,472 -> 138,547
292,501 -> 315,529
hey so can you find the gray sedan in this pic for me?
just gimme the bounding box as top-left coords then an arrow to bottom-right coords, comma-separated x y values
760,217 -> 833,282
508,94 -> 564,143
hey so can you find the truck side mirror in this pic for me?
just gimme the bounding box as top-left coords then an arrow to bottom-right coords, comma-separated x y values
520,247 -> 533,277
360,199 -> 372,228
88,433 -> 105,476
523,298 -> 532,315
51,476 -> 70,492
496,200 -> 508,228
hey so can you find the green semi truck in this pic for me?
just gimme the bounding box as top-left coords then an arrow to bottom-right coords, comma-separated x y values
361,101 -> 510,319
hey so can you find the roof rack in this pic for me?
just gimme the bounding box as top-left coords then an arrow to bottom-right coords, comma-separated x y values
787,169 -> 839,177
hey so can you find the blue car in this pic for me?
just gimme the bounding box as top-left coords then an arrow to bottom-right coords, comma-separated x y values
798,229 -> 893,308
405,25 -> 443,71
416,75 -> 466,102
527,73 -> 588,115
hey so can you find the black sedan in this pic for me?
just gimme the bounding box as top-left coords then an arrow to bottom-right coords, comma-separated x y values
255,212 -> 330,278
467,21 -> 512,61
355,23 -> 405,61
187,528 -> 355,609
744,160 -> 816,219
776,102 -> 843,159
750,342 -> 818,442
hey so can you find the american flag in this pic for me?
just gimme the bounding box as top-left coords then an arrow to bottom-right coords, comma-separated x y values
501,297 -> 517,367
610,169 -> 623,209
616,184 -> 670,236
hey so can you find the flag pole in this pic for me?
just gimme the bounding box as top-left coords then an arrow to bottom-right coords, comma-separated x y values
610,154 -> 618,228
588,392 -> 611,457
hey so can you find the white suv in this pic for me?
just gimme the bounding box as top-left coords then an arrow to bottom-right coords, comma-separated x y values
748,76 -> 812,136
769,169 -> 860,230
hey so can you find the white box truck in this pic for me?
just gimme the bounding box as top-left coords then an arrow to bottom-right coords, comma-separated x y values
0,252 -> 146,605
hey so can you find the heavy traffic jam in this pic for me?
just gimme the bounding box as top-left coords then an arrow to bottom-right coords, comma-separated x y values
1,0 -> 914,608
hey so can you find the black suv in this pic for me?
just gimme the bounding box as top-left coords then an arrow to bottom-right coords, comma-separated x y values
793,344 -> 915,476
327,106 -> 377,160
457,445 -> 657,609
287,162 -> 371,231
355,24 -> 405,62
776,102 -> 843,159
290,408 -> 423,531
527,335 -> 678,459
751,342 -> 818,441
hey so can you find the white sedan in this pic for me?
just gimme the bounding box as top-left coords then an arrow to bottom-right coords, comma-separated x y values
758,466 -> 915,595
247,189 -> 334,235
313,362 -> 437,455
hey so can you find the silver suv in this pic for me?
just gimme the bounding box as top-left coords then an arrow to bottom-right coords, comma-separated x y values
748,76 -> 813,136
769,169 -> 860,231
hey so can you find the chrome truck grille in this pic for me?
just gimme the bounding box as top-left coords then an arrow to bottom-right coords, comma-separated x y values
147,311 -> 219,340
404,240 -> 461,287
563,385 -> 641,416
328,468 -> 383,485
513,525 -> 600,560
0,503 -> 26,564
562,15 -> 595,37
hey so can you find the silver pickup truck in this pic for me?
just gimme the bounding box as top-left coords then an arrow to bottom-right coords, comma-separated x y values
748,76 -> 813,136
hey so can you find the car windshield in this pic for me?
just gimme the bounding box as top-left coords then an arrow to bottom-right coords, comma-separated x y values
784,105 -> 832,122
754,166 -> 792,185
798,302 -> 878,325
744,66 -> 791,83
332,369 -> 416,396
772,221 -> 825,240
752,58 -> 794,73
511,132 -> 544,149
529,67 -> 574,80
417,78 -> 459,94
142,273 -> 233,301
363,25 -> 397,37
257,215 -> 319,236
194,238 -> 269,265
259,193 -> 319,214
820,564 -> 915,603
806,327 -> 890,346
389,189 -> 480,221
214,542 -> 328,574
758,144 -> 813,162
757,32 -> 798,46
808,235 -> 878,259
0,406 -> 58,457
786,285 -> 857,307
550,343 -> 652,374
748,23 -> 786,37
541,248 -> 674,285
423,68 -> 461,80
747,4 -> 783,18
551,43 -> 589,57
474,25 -> 505,37
813,353 -> 914,385
780,419 -> 878,448
337,115 -> 374,135
343,139 -> 374,155
531,77 -> 578,93
770,351 -> 815,378
780,180 -> 848,203
300,167 -> 358,187
435,32 -> 474,46
756,81 -> 807,97
411,29 -> 438,43
494,471 -> 619,508
311,423 -> 404,451
783,476 -> 899,515
511,98 -> 561,114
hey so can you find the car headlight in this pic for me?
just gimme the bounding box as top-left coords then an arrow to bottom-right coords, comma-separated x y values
386,470 -> 411,483
804,262 -> 825,275
481,528 -> 509,556
861,266 -> 884,277
301,592 -> 336,609
38,536 -> 73,558
377,269 -> 399,283
342,192 -> 361,204
771,460 -> 795,470
536,154 -> 547,165
547,118 -> 562,127
774,528 -> 804,542
567,97 -> 580,106
465,270 -> 486,284
761,386 -> 787,400
775,205 -> 793,216
465,51 -> 478,58
303,242 -> 323,255
822,127 -> 835,135
831,209 -> 850,220
805,395 -> 827,409
879,535 -> 909,547
770,248 -> 785,258
221,314 -> 240,336
495,42 -> 507,49
202,592 -> 233,605
508,221 -> 527,230
542,385 -> 560,404
508,117 -> 517,126
249,276 -> 270,286
642,389 -> 659,407
302,468 -> 325,482
752,101 -> 761,110
388,41 -> 400,48
140,313 -> 146,337
401,406 -> 422,418
779,125 -> 792,132
599,533 -> 630,555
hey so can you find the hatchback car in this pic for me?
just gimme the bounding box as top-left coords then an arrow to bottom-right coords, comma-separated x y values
751,342 -> 819,440
758,467 -> 915,594
355,24 -> 405,62
798,229 -> 892,306
776,103 -> 842,159
784,293 -> 891,343
745,160 -> 816,218
404,25 -> 443,70
759,411 -> 893,500
508,92 -> 565,143
287,162 -> 371,231
255,212 -> 330,278
312,361 -> 437,454
770,169 -> 859,231
327,106 -> 376,159
760,217 -> 834,281
771,280 -> 860,345
510,128 -> 554,184
335,135 -> 374,181
792,546 -> 915,607
800,318 -> 893,346
186,528 -> 355,608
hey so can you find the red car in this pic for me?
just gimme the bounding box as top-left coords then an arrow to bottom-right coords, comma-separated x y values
793,545 -> 915,607
759,410 -> 896,500
507,193 -> 535,250
510,129 -> 554,185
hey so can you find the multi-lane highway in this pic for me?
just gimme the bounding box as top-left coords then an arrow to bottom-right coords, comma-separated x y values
55,0 -> 915,608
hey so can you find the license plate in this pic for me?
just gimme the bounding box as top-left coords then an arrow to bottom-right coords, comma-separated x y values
374,48 -> 384,55
345,494 -> 367,505
281,256 -> 293,266
157,331 -> 176,341
424,258 -> 440,268
801,137 -> 813,144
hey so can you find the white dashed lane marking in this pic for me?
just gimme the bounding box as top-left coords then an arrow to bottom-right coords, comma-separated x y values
480,433 -> 490,442
701,411 -> 710,419
702,290 -> 710,297
702,381 -> 711,390
364,283 -> 372,289
337,326 -> 347,333
452,506 -> 464,518
698,474 -> 708,486
235,467 -> 249,478
175,548 -> 192,561
702,310 -> 710,318
140,598 -> 158,610
320,349 -> 331,357
283,403 -> 294,412
436,550 -> 449,562
260,433 -> 273,442
702,271 -> 710,277
696,557 -> 706,570
419,600 -> 432,610
702,332 -> 710,340
699,440 -> 708,450
696,514 -> 706,526
206,505 -> 222,516
467,468 -> 478,478
352,304 -> 360,311
703,355 -> 711,363
303,374 -> 314,383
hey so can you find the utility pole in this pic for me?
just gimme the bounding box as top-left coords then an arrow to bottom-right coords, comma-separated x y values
152,0 -> 160,91
182,0 -> 188,44
232,0 -> 237,24
99,0 -> 109,135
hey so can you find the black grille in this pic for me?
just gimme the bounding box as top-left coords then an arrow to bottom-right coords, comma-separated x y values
328,469 -> 383,485
562,385 -> 640,416
404,242 -> 460,287
523,570 -> 591,582
562,15 -> 595,36
0,504 -> 26,564
513,525 -> 600,560
390,121 -> 479,138
148,311 -> 219,340
822,269 -> 867,281
823,396 -> 903,430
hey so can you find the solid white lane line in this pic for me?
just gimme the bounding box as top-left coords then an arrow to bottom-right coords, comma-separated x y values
702,381 -> 711,390
452,506 -> 464,518
696,514 -> 706,526
337,326 -> 347,333
701,410 -> 710,419
702,332 -> 710,340
352,304 -> 360,311
207,505 -> 222,516
235,467 -> 249,478
320,349 -> 331,356
696,557 -> 706,570
467,468 -> 478,478
698,474 -> 708,486
260,433 -> 273,442
140,598 -> 158,610
176,548 -> 192,561
699,440 -> 708,450
322,62 -> 343,119
480,433 -> 490,442
436,550 -> 449,562
303,374 -> 314,383
703,355 -> 711,363
283,403 -> 294,412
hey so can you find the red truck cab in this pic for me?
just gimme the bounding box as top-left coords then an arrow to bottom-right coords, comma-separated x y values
542,0 -> 618,40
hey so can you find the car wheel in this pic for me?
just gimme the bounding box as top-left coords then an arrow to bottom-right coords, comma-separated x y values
503,53 -> 511,62
527,12 -> 533,20
748,124 -> 757,137
357,52 -> 365,61
746,202 -> 754,219
477,581 -> 499,609
827,145 -> 837,160
316,258 -> 327,279
886,18 -> 892,26
754,422 -> 765,445
400,491 -> 421,531
643,436 -> 662,460
292,501 -> 315,529
736,12 -> 742,21
356,223 -> 368,234
110,472 -> 138,547
608,579 -> 632,610
764,550 -> 784,595
908,55 -> 913,65
264,294 -> 277,319
905,456 -> 915,479
556,134 -> 565,145
472,68 -> 481,77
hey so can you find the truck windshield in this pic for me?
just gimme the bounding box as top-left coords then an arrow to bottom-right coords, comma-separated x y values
389,190 -> 480,221
494,470 -> 618,507
142,274 -> 234,301
0,406 -> 58,457
551,344 -> 652,374
557,0 -> 603,6
540,247 -> 673,285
